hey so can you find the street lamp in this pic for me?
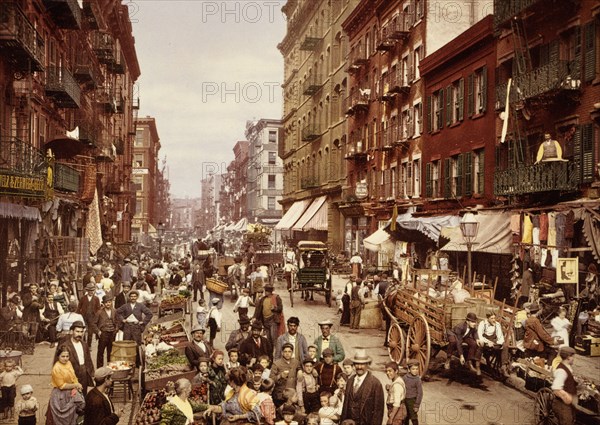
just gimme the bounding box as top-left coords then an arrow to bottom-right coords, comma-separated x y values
460,211 -> 479,287
158,222 -> 165,260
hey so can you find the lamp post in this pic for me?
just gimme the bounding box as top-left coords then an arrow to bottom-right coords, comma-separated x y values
158,222 -> 165,260
460,211 -> 479,287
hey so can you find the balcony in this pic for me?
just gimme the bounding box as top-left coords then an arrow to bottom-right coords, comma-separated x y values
108,51 -> 125,74
494,0 -> 577,28
299,34 -> 322,51
301,124 -> 321,142
73,50 -> 101,88
376,17 -> 410,52
115,94 -> 125,114
347,42 -> 368,73
54,162 -> 80,192
45,66 -> 81,108
82,0 -> 101,30
96,144 -> 116,162
494,161 -> 579,196
106,181 -> 125,194
302,75 -> 324,96
97,89 -> 117,113
132,97 -> 140,110
43,0 -> 82,29
77,120 -> 99,147
300,177 -> 319,189
92,32 -> 115,64
114,137 -> 124,155
344,89 -> 371,115
0,2 -> 45,72
496,60 -> 581,109
0,137 -> 47,198
345,139 -> 368,161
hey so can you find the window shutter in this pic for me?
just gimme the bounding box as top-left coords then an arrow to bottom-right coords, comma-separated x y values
549,40 -> 560,64
446,86 -> 452,126
425,162 -> 432,198
444,158 -> 451,198
464,152 -> 473,196
573,125 -> 582,183
458,78 -> 464,121
582,123 -> 595,183
478,150 -> 485,194
481,66 -> 487,113
426,95 -> 432,133
437,90 -> 444,130
456,154 -> 464,197
573,26 -> 582,78
408,51 -> 414,82
584,22 -> 597,83
467,73 -> 474,116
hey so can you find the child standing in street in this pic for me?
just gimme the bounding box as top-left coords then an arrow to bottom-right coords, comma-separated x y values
196,299 -> 208,329
0,359 -> 24,420
384,362 -> 406,425
233,288 -> 254,320
403,360 -> 423,425
225,348 -> 240,372
15,384 -> 38,425
207,298 -> 222,346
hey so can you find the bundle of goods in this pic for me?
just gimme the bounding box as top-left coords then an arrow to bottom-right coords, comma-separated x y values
206,277 -> 228,294
244,223 -> 272,244
135,386 -> 209,425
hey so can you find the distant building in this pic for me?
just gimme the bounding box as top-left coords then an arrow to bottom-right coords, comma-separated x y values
171,198 -> 200,230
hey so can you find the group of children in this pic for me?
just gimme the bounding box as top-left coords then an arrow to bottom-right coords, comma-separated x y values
0,359 -> 39,425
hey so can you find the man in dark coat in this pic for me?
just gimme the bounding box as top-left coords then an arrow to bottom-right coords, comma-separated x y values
115,290 -> 153,345
253,283 -> 283,347
185,327 -> 214,371
21,283 -> 42,323
114,282 -> 131,310
341,349 -> 384,425
54,321 -> 95,394
225,317 -> 252,352
83,366 -> 123,425
191,263 -> 205,302
92,295 -> 119,367
78,283 -> 101,347
239,322 -> 272,366
445,312 -> 483,375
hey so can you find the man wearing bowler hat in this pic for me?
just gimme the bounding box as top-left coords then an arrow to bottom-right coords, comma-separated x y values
253,283 -> 283,347
551,346 -> 577,424
239,322 -> 272,366
445,312 -> 483,375
341,349 -> 384,425
226,316 -> 252,352
54,320 -> 94,393
185,326 -> 214,371
92,294 -> 118,368
274,316 -> 308,362
314,319 -> 345,363
77,282 -> 101,348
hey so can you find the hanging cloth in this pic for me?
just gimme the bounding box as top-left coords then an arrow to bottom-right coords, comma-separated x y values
522,215 -> 533,244
548,213 -> 557,247
539,213 -> 549,242
564,210 -> 575,239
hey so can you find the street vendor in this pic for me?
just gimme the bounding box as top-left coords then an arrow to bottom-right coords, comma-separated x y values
551,346 -> 578,425
159,378 -> 217,425
116,289 -> 153,347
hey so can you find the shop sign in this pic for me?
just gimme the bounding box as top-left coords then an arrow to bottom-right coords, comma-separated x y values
355,181 -> 368,199
557,257 -> 578,284
0,172 -> 46,198
133,168 -> 149,175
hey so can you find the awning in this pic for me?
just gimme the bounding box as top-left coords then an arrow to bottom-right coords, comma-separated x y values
233,217 -> 248,232
386,213 -> 460,244
440,211 -> 513,254
148,223 -> 157,234
275,199 -> 312,230
363,228 -> 395,252
293,196 -> 328,231
223,221 -> 237,231
0,202 -> 41,221
259,218 -> 280,225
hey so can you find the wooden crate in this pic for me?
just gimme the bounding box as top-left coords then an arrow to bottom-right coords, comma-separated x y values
144,370 -> 197,391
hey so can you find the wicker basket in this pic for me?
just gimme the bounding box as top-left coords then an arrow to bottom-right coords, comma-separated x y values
206,278 -> 228,294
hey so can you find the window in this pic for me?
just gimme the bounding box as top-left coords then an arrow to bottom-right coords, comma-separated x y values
268,174 -> 276,189
135,198 -> 143,215
413,102 -> 422,136
414,46 -> 422,80
413,158 -> 421,198
401,55 -> 409,86
133,176 -> 143,192
391,167 -> 397,198
268,152 -> 277,165
267,197 -> 276,210
473,149 -> 485,195
401,109 -> 413,140
268,130 -> 277,143
134,154 -> 143,167
446,79 -> 464,125
135,129 -> 144,146
429,90 -> 444,132
468,67 -> 487,116
425,160 -> 440,198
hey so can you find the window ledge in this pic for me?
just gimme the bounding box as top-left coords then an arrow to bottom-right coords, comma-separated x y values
430,129 -> 441,136
449,121 -> 461,128
470,112 -> 485,120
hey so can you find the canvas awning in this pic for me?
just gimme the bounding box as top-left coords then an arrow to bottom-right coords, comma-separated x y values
440,211 -> 513,254
275,199 -> 311,230
363,228 -> 395,252
233,217 -> 248,232
292,196 -> 328,231
386,212 -> 460,244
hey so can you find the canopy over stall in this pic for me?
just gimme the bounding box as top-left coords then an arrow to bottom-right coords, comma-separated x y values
440,211 -> 513,254
292,196 -> 328,231
275,200 -> 311,231
363,228 -> 395,252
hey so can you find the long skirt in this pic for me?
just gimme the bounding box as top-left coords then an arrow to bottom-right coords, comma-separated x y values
46,388 -> 85,425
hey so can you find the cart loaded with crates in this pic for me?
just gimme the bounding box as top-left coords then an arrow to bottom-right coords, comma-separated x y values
290,241 -> 332,307
383,268 -> 519,377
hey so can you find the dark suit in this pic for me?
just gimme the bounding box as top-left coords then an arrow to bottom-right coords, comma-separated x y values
54,337 -> 94,394
341,371 -> 385,425
78,295 -> 101,347
115,302 -> 153,345
114,291 -> 127,310
92,308 -> 118,367
253,293 -> 283,346
239,335 -> 272,366
185,340 -> 214,370
83,387 -> 119,425
447,321 -> 481,361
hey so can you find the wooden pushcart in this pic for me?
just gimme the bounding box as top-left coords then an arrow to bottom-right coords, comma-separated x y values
290,241 -> 332,307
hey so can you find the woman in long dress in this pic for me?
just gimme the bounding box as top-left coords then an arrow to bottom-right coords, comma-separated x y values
550,306 -> 571,347
216,367 -> 263,424
46,346 -> 85,425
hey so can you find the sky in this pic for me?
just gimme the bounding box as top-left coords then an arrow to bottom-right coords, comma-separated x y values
130,0 -> 287,198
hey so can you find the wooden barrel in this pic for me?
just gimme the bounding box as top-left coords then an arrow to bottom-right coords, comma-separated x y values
111,341 -> 137,364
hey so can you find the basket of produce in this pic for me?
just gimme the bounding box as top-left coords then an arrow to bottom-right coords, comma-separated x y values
206,277 -> 228,294
160,295 -> 187,310
144,350 -> 195,390
107,360 -> 133,379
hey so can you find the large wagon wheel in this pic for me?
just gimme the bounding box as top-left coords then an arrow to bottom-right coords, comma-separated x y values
406,313 -> 431,377
387,322 -> 405,364
534,388 -> 559,425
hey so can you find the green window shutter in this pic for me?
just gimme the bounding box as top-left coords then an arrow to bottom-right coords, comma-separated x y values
478,150 -> 485,194
573,125 -> 582,183
481,66 -> 487,113
425,162 -> 432,198
467,74 -> 474,116
582,123 -> 595,183
458,78 -> 464,121
446,86 -> 452,126
464,152 -> 473,196
444,158 -> 451,198
437,90 -> 444,129
584,22 -> 597,83
426,95 -> 432,133
456,154 -> 464,197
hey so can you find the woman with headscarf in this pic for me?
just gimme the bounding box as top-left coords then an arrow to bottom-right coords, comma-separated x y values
160,378 -> 214,425
46,345 -> 85,425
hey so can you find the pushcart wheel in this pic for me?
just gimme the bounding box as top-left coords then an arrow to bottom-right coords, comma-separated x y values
406,313 -> 431,377
387,322 -> 405,364
534,388 -> 559,425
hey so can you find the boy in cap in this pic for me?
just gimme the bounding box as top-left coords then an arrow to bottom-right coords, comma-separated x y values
315,348 -> 343,394
445,312 -> 482,375
271,342 -> 301,407
84,366 -> 124,424
551,346 -> 577,425
296,358 -> 320,414
403,360 -> 422,425
15,384 -> 38,425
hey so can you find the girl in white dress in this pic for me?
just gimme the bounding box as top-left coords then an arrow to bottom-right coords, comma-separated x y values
550,306 -> 571,347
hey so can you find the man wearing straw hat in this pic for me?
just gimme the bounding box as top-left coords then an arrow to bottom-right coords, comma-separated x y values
341,349 -> 384,425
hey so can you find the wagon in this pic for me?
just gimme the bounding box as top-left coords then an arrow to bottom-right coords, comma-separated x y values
290,241 -> 332,307
533,385 -> 600,424
383,268 -> 518,377
253,252 -> 284,283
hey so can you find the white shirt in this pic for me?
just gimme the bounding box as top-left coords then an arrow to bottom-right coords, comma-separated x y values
321,334 -> 330,351
73,340 -> 85,365
195,340 -> 207,352
477,320 -> 505,346
551,363 -> 573,391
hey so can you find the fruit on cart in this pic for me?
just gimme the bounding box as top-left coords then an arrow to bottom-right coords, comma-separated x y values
146,350 -> 190,371
135,390 -> 169,424
160,295 -> 187,309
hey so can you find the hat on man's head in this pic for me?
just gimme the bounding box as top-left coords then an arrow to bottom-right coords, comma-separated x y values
466,312 -> 478,322
528,303 -> 541,313
264,284 -> 274,292
85,283 -> 95,291
322,348 -> 334,357
20,384 -> 33,395
251,322 -> 263,330
94,367 -> 113,381
238,316 -> 251,325
128,289 -> 139,296
350,349 -> 371,364
211,298 -> 220,305
559,346 -> 576,358
287,316 -> 300,325
124,258 -> 131,263
102,294 -> 114,303
70,320 -> 86,330
197,357 -> 210,365
318,319 -> 333,327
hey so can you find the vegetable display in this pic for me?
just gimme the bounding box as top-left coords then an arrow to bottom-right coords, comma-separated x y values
160,295 -> 187,309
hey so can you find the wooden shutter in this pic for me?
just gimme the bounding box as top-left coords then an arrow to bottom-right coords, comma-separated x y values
444,158 -> 451,198
464,152 -> 473,196
582,123 -> 595,183
573,26 -> 582,78
458,78 -> 464,121
426,95 -> 432,133
467,73 -> 474,116
573,125 -> 582,183
446,86 -> 452,126
481,66 -> 487,113
456,154 -> 464,197
425,162 -> 432,198
478,150 -> 485,194
584,22 -> 597,83
437,90 -> 444,130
